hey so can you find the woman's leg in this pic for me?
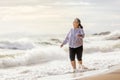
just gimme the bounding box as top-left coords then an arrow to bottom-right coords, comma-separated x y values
78,60 -> 82,65
76,46 -> 83,64
71,61 -> 76,69
76,46 -> 88,69
69,47 -> 76,70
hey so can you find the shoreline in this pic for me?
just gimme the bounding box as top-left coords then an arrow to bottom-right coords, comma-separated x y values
38,64 -> 120,80
80,64 -> 120,80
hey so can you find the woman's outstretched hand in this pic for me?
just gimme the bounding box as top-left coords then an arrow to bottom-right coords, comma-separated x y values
60,44 -> 63,48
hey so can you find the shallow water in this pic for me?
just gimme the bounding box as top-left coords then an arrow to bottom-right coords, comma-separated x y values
0,31 -> 120,80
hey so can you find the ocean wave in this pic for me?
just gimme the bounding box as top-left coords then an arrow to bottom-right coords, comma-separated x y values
104,31 -> 120,40
37,42 -> 54,45
84,39 -> 120,53
84,30 -> 120,53
0,46 -> 67,68
0,39 -> 35,50
93,31 -> 111,35
50,38 -> 62,43
36,38 -> 62,46
92,30 -> 120,40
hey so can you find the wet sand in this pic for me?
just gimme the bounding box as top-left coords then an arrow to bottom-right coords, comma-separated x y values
81,66 -> 120,80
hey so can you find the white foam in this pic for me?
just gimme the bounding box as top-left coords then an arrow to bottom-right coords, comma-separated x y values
84,40 -> 120,53
0,51 -> 120,80
104,30 -> 120,40
84,30 -> 120,53
0,38 -> 35,50
0,30 -> 119,80
0,46 -> 67,68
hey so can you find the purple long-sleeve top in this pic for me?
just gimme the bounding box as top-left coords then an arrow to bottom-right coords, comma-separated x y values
62,27 -> 85,48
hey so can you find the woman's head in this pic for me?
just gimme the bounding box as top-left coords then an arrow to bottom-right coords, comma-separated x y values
73,18 -> 83,29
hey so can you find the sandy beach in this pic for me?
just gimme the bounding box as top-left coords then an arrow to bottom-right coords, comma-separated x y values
81,65 -> 120,80
36,65 -> 120,80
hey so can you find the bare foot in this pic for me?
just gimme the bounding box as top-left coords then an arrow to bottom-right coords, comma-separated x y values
71,69 -> 77,73
79,65 -> 88,70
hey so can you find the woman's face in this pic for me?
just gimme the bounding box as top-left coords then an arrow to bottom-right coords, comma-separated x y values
73,19 -> 79,28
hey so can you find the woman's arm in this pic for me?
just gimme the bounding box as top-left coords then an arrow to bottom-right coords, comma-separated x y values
77,29 -> 85,38
61,29 -> 71,47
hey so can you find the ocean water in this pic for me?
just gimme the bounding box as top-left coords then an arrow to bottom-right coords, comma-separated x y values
0,30 -> 120,80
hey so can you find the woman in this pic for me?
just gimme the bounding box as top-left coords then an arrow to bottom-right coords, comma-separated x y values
60,18 -> 87,72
